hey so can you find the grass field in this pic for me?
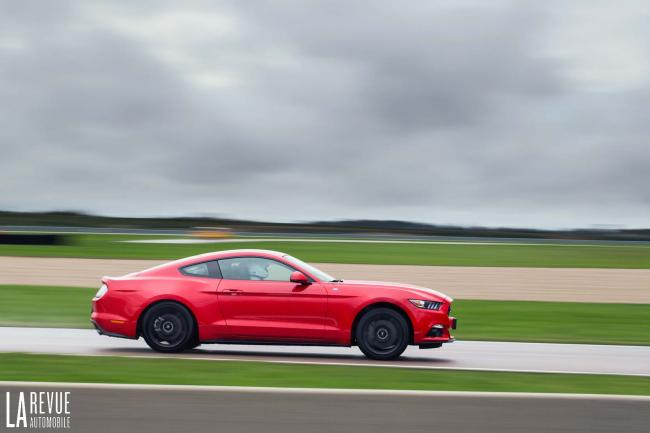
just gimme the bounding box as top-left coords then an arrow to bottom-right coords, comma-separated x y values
1,234 -> 650,268
455,300 -> 650,345
0,285 -> 90,328
2,285 -> 649,345
1,353 -> 648,395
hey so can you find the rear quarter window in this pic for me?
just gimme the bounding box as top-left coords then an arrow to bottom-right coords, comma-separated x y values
179,261 -> 221,278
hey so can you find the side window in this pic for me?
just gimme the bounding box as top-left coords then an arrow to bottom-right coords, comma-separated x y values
180,261 -> 221,278
218,257 -> 296,282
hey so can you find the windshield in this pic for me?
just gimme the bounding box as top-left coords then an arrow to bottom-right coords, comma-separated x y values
283,255 -> 337,282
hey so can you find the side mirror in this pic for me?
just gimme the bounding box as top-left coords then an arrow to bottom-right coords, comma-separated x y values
290,271 -> 310,285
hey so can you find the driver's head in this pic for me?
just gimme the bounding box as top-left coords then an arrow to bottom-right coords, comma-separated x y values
248,262 -> 269,280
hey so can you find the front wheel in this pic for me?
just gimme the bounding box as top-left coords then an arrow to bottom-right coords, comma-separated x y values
141,302 -> 195,353
355,308 -> 409,360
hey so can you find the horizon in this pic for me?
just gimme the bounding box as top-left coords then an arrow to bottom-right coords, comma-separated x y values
0,209 -> 647,232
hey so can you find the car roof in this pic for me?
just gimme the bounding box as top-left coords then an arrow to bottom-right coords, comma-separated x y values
175,249 -> 289,266
134,249 -> 292,277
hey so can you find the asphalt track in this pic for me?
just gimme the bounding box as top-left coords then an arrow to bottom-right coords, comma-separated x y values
2,327 -> 649,376
1,382 -> 648,433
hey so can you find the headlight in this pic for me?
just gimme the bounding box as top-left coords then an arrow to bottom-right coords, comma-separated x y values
409,299 -> 442,310
93,284 -> 108,300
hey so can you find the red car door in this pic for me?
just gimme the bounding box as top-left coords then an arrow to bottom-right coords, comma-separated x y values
216,257 -> 328,341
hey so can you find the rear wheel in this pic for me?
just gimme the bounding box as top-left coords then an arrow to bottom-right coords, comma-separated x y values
141,302 -> 195,353
186,336 -> 201,350
355,307 -> 409,360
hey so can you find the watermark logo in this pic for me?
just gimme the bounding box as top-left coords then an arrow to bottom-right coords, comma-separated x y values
4,391 -> 71,429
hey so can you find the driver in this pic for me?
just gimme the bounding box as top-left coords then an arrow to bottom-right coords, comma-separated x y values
248,262 -> 270,280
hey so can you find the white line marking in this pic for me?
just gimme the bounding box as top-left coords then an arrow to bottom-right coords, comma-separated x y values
1,381 -> 648,400
118,238 -> 650,247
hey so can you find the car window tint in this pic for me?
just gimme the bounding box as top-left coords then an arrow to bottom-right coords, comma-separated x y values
218,257 -> 295,281
181,262 -> 210,277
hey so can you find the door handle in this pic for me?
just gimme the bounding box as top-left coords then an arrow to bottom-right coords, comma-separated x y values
223,289 -> 243,295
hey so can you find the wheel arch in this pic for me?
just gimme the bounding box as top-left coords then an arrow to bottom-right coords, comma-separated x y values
350,302 -> 414,345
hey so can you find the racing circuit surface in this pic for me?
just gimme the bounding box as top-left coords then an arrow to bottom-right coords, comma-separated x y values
1,382 -> 648,433
1,327 -> 649,376
2,245 -> 648,432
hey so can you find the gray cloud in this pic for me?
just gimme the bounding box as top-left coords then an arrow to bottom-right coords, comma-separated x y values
1,0 -> 649,228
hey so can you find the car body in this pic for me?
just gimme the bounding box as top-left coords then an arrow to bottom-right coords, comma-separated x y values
91,249 -> 456,359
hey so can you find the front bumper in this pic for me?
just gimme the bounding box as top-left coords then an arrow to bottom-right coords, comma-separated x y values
419,337 -> 455,349
414,314 -> 457,348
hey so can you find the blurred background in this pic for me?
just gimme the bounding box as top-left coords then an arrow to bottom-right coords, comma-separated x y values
1,1 -> 649,432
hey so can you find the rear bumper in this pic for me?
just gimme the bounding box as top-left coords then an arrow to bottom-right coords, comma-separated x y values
91,298 -> 138,339
91,319 -> 136,340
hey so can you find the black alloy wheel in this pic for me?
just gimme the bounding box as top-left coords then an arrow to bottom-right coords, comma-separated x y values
355,307 -> 409,360
141,301 -> 195,353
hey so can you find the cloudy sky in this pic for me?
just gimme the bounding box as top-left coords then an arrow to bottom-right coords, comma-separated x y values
1,1 -> 649,228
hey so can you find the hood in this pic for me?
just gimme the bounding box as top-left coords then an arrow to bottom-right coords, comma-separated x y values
341,280 -> 453,302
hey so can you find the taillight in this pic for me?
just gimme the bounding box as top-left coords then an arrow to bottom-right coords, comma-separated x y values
93,283 -> 108,300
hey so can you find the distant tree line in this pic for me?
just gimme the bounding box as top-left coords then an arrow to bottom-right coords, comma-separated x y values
0,211 -> 648,241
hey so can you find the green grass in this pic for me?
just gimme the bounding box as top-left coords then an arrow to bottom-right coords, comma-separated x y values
2,285 -> 649,346
1,234 -> 649,268
453,300 -> 650,345
0,285 -> 93,328
0,353 -> 648,395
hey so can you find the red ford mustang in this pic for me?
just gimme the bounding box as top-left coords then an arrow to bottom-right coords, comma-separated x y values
91,249 -> 456,360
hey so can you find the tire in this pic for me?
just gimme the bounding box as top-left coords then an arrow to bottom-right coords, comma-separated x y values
355,307 -> 409,360
141,301 -> 195,353
186,336 -> 201,351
